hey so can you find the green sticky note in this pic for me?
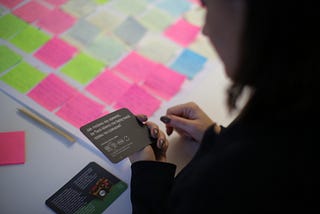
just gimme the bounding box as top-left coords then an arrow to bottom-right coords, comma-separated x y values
61,53 -> 105,84
0,61 -> 47,93
0,46 -> 22,73
139,8 -> 174,32
10,25 -> 51,53
0,14 -> 28,39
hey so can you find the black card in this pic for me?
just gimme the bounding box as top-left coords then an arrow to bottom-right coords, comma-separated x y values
45,162 -> 127,214
80,108 -> 155,163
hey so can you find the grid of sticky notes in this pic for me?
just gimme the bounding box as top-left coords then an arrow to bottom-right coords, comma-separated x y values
0,0 -> 215,128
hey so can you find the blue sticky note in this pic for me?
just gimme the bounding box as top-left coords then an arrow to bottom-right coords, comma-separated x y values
156,0 -> 191,17
170,49 -> 207,79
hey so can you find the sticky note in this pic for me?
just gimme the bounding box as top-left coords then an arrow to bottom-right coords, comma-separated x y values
1,61 -> 47,93
112,0 -> 148,15
115,84 -> 161,116
183,6 -> 205,27
138,7 -> 174,32
0,131 -> 25,165
189,34 -> 217,60
0,45 -> 22,73
87,9 -> 123,33
86,70 -> 132,105
164,18 -> 201,47
65,19 -> 101,47
114,51 -> 158,83
61,0 -> 97,18
12,1 -> 51,23
114,16 -> 147,46
0,14 -> 27,39
143,64 -> 186,100
86,35 -> 128,64
170,49 -> 207,79
0,0 -> 23,9
94,0 -> 110,4
137,34 -> 180,64
10,25 -> 51,53
155,0 -> 191,17
60,52 -> 105,84
56,93 -> 105,128
28,74 -> 78,111
36,8 -> 75,35
34,37 -> 78,69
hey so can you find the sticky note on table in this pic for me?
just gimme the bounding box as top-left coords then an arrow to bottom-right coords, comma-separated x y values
10,25 -> 51,53
112,0 -> 147,15
44,0 -> 68,6
12,1 -> 51,23
138,7 -> 174,32
155,0 -> 191,17
114,84 -> 161,116
86,70 -> 132,105
143,64 -> 186,100
1,61 -> 47,93
28,73 -> 78,111
114,51 -> 158,83
61,52 -> 105,84
36,8 -> 75,35
164,18 -> 201,47
56,93 -> 105,128
0,0 -> 23,9
34,37 -> 77,69
0,14 -> 27,39
0,45 -> 22,73
0,131 -> 25,166
170,49 -> 207,79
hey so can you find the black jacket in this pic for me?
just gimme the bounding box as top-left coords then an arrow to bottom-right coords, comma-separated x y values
130,112 -> 312,213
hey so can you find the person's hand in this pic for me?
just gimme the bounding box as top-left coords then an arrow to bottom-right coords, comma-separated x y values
129,115 -> 169,164
160,102 -> 217,143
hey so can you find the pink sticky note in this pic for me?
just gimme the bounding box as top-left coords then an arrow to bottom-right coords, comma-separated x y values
44,0 -> 68,6
36,8 -> 75,35
115,84 -> 161,116
56,93 -> 105,128
28,73 -> 78,111
113,51 -> 158,83
164,18 -> 201,47
0,0 -> 23,9
13,1 -> 51,23
188,0 -> 202,5
34,37 -> 77,69
86,70 -> 132,105
143,64 -> 186,100
0,131 -> 25,165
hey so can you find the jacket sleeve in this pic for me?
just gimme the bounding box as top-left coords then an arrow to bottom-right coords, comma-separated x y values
130,161 -> 176,214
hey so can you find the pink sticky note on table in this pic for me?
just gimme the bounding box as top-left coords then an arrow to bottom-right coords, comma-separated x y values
143,64 -> 186,100
115,84 -> 161,116
113,51 -> 158,83
86,70 -> 132,105
28,73 -> 78,111
0,0 -> 23,9
34,37 -> 77,69
13,1 -> 51,23
56,93 -> 105,128
36,8 -> 75,35
164,18 -> 200,47
0,131 -> 25,165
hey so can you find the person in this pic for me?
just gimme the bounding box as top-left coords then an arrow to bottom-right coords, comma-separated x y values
129,0 -> 315,213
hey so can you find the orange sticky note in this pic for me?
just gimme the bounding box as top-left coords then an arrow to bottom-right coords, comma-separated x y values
0,131 -> 25,165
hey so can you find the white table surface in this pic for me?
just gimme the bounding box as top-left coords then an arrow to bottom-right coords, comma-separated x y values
0,60 -> 239,214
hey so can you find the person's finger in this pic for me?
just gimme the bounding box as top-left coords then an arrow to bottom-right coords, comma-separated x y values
145,121 -> 160,139
135,114 -> 148,123
161,115 -> 195,135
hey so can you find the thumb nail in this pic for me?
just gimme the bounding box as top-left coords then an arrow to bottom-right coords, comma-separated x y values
160,116 -> 171,124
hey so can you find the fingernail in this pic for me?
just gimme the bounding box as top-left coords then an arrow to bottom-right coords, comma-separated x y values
153,128 -> 159,137
160,116 -> 171,124
159,139 -> 164,149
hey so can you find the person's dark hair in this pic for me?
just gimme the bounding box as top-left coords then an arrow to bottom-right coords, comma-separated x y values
228,1 -> 316,120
